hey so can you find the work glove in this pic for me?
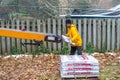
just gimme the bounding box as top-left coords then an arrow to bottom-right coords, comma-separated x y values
62,35 -> 70,42
62,35 -> 75,45
69,40 -> 75,45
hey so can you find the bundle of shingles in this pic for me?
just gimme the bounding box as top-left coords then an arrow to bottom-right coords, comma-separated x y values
60,55 -> 99,78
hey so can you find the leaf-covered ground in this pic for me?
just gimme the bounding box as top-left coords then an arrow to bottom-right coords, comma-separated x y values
0,53 -> 120,80
94,52 -> 120,80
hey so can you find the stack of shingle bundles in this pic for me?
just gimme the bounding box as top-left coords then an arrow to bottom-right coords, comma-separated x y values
60,55 -> 99,78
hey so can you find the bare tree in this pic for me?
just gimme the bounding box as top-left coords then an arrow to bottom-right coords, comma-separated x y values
112,0 -> 120,7
37,0 -> 59,18
91,0 -> 118,9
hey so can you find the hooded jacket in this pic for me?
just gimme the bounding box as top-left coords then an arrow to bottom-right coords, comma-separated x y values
66,24 -> 82,46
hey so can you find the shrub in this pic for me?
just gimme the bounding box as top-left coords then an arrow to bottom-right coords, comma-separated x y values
86,42 -> 94,54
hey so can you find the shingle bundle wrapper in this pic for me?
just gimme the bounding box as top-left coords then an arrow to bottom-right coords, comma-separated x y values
60,55 -> 99,78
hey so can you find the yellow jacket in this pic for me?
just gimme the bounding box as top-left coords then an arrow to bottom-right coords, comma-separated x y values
66,24 -> 82,46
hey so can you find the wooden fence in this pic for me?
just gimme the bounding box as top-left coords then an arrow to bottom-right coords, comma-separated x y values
0,18 -> 120,54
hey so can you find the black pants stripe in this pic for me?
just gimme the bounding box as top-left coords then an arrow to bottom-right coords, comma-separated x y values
70,46 -> 82,55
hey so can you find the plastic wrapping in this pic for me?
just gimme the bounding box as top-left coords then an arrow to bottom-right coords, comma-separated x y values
60,55 -> 99,78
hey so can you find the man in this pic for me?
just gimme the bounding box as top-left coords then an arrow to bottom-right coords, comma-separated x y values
64,19 -> 82,55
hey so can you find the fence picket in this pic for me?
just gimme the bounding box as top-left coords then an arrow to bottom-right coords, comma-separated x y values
31,20 -> 37,51
73,19 -> 77,27
107,19 -> 111,50
78,19 -> 82,34
117,19 -> 120,50
6,21 -> 11,53
102,19 -> 106,49
88,19 -> 92,43
11,20 -> 16,49
37,19 -> 41,33
21,20 -> 26,52
53,19 -> 57,51
0,36 -> 1,54
42,19 -> 47,47
112,19 -> 115,50
83,18 -> 87,49
57,18 -> 61,51
93,19 -> 97,48
98,19 -> 102,49
1,21 -> 6,53
16,20 -> 22,53
26,20 -> 31,53
47,18 -> 52,51
36,19 -> 41,51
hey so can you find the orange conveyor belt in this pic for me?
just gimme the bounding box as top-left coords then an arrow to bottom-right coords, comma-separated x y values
0,28 -> 46,41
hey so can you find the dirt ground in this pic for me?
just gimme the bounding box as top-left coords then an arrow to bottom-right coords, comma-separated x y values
0,53 -> 120,80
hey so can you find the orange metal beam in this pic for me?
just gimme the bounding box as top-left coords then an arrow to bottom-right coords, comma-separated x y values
0,28 -> 46,41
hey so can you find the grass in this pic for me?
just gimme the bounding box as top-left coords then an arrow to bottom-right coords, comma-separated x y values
100,65 -> 120,80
